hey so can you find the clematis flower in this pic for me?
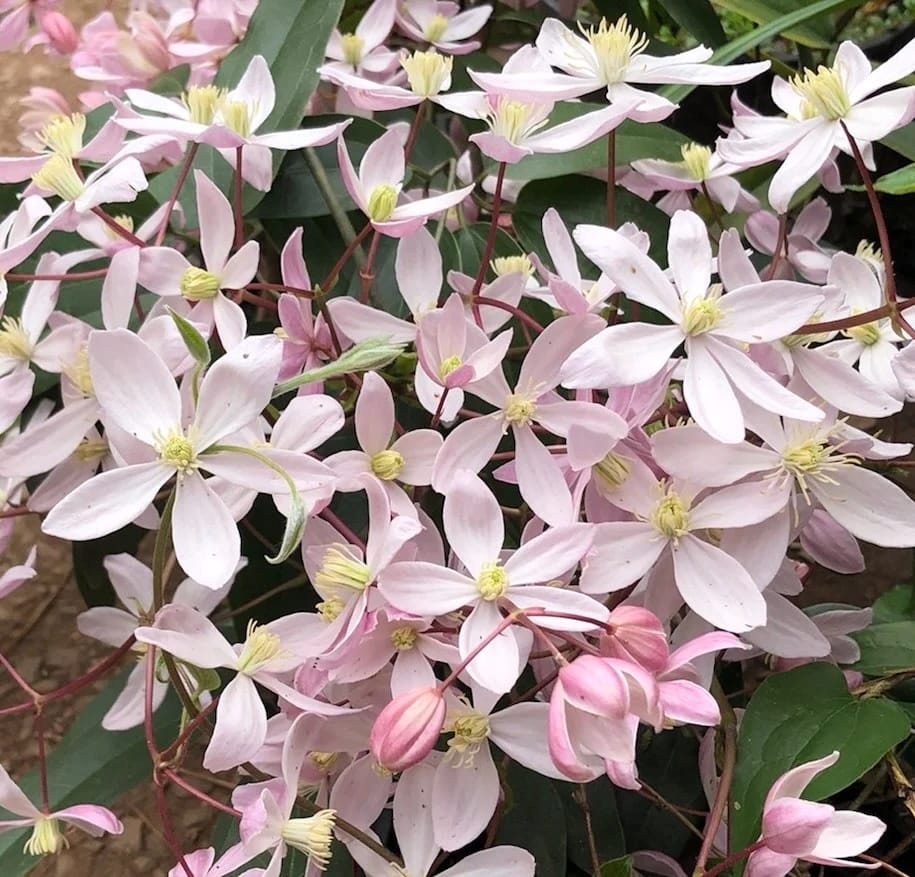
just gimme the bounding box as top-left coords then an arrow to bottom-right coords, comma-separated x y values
718,39 -> 915,212
337,127 -> 474,237
746,751 -> 885,877
139,170 -> 258,349
325,371 -> 442,517
135,605 -> 353,771
0,763 -> 122,855
120,55 -> 352,189
380,471 -> 600,693
42,329 -> 334,589
396,0 -> 493,55
0,194 -> 55,304
745,198 -> 835,283
323,0 -> 399,77
166,845 -> 252,877
562,210 -> 827,443
469,15 -> 768,122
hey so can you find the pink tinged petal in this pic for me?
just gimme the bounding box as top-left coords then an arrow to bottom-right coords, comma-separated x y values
746,591 -> 830,659
844,89 -> 915,143
336,136 -> 368,210
528,101 -> 638,154
807,809 -> 886,859
42,462 -> 171,540
229,55 -> 276,129
487,703 -> 569,781
204,674 -> 267,771
800,510 -> 864,574
763,798 -> 835,855
706,338 -> 825,424
690,480 -> 788,529
220,240 -> 260,290
459,601 -> 523,694
768,123 -> 838,214
682,341 -> 745,444
433,749 -> 500,851
327,297 -> 415,344
580,523 -> 665,593
379,561 -> 476,615
431,414 -> 502,493
512,426 -> 574,526
357,0 -> 397,47
470,132 -> 532,164
542,208 -> 580,283
0,369 -> 33,433
390,429 -> 441,485
660,680 -> 720,725
560,323 -> 683,389
271,395 -> 343,451
280,228 -> 311,290
138,246 -> 191,297
102,246 -> 140,330
811,465 -> 915,548
135,604 -> 238,667
210,293 -> 246,350
0,764 -> 39,818
509,585 -> 609,631
443,471 -> 503,576
506,522 -> 593,585
572,224 -> 681,320
439,846 -> 535,877
387,185 -> 475,223
89,328 -> 181,444
547,685 -> 600,782
745,847 -> 798,877
356,371 -> 395,455
714,282 -> 823,343
520,315 -> 608,392
194,335 -> 281,448
194,170 -> 234,272
394,763 -> 438,877
671,536 -> 766,633
253,120 -> 351,151
668,210 -> 712,301
794,346 -> 900,418
767,752 -> 840,804
360,127 -> 406,193
534,400 -> 627,467
395,226 -> 442,318
104,551 -> 154,609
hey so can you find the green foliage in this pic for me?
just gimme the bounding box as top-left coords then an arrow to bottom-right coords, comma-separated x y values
872,163 -> 915,195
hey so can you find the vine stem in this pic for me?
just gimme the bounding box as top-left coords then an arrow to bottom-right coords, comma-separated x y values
91,207 -> 146,247
475,295 -> 544,332
162,768 -> 239,817
700,841 -> 766,877
607,129 -> 617,227
5,268 -> 108,282
764,214 -> 787,281
797,294 -> 915,334
155,142 -> 199,246
234,145 -> 245,250
468,161 -> 507,328
403,101 -> 427,163
320,222 -> 372,293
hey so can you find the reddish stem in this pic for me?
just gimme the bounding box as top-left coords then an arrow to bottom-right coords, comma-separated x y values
234,146 -> 245,251
155,142 -> 199,247
162,768 -> 240,817
403,101 -> 427,164
469,161 -> 507,328
4,268 -> 108,282
320,223 -> 372,293
91,208 -> 146,247
475,295 -> 543,333
248,281 -> 314,298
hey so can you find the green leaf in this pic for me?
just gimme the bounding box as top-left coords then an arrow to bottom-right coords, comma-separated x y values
267,491 -> 306,566
658,0 -> 726,47
730,662 -> 910,852
872,583 -> 915,624
147,63 -> 191,96
72,525 -> 146,608
0,670 -> 181,876
506,113 -> 688,182
660,0 -> 862,104
882,123 -> 915,162
853,621 -> 915,674
709,0 -> 854,48
167,307 -> 211,366
873,163 -> 915,195
601,855 -> 634,877
558,777 -> 625,872
496,763 -> 567,877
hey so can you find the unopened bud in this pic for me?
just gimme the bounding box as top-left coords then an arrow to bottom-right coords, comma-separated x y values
38,11 -> 79,54
370,686 -> 446,772
600,605 -> 669,672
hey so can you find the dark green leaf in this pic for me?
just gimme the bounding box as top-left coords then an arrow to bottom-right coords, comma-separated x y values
601,855 -> 634,877
72,525 -> 146,608
853,621 -> 915,674
872,584 -> 915,624
709,0 -> 854,48
558,777 -> 625,872
167,307 -> 211,366
147,64 -> 191,96
873,163 -> 915,195
657,0 -> 726,47
882,123 -> 915,162
0,670 -> 181,876
730,662 -> 910,852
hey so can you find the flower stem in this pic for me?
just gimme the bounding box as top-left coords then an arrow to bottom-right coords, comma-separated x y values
699,841 -> 766,877
607,129 -> 617,227
469,161 -> 507,328
359,229 -> 381,304
234,145 -> 244,250
403,101 -> 427,164
91,207 -> 146,247
4,268 -> 108,282
152,489 -> 177,610
155,142 -> 199,247
320,222 -> 372,293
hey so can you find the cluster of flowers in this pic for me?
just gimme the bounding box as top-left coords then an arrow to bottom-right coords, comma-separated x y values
1,0 -> 914,874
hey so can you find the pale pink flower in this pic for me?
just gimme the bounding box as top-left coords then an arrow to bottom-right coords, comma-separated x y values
136,606 -> 352,771
338,127 -> 474,237
719,39 -> 915,212
380,471 -> 600,693
0,763 -> 122,854
439,46 -> 641,164
776,605 -> 873,671
25,9 -> 77,54
121,55 -> 351,189
745,198 -> 834,282
0,545 -> 36,600
396,0 -> 492,55
433,314 -> 627,525
562,210 -> 827,443
139,170 -> 258,349
166,845 -> 251,877
746,751 -> 885,877
0,0 -> 57,51
43,330 -> 333,588
323,0 -> 399,77
76,553 -> 237,730
326,371 -> 442,516
470,15 -> 768,121
599,604 -> 669,672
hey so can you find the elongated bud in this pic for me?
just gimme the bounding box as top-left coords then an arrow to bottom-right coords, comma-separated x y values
38,11 -> 79,54
600,605 -> 669,672
370,686 -> 446,772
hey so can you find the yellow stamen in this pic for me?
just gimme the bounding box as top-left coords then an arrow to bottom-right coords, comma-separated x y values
155,430 -> 197,471
503,393 -> 536,426
182,85 -> 226,125
0,316 -> 33,361
315,545 -> 372,595
791,65 -> 851,120
37,113 -> 86,159
649,485 -> 690,540
424,13 -> 449,43
400,49 -> 453,97
594,451 -> 630,489
370,448 -> 405,480
180,267 -> 221,301
24,818 -> 67,856
476,561 -> 509,600
390,625 -> 418,651
491,254 -> 534,278
366,184 -> 398,222
778,434 -> 860,504
340,32 -> 364,66
680,143 -> 712,181
580,15 -> 649,85
74,437 -> 108,462
31,154 -> 84,201
681,297 -> 722,336
220,99 -> 253,138
487,96 -> 550,144
317,596 -> 345,622
281,809 -> 336,867
309,751 -> 340,773
445,710 -> 491,767
439,354 -> 463,379
236,619 -> 283,674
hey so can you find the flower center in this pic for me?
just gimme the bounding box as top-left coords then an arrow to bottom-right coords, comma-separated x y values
317,596 -> 345,622
503,393 -> 536,426
183,85 -> 226,124
401,49 -> 453,97
180,266 -> 221,300
845,320 -> 882,346
236,619 -> 283,674
791,65 -> 851,120
220,99 -> 253,138
315,545 -> 372,596
390,625 -> 418,651
487,96 -> 550,144
439,354 -> 463,379
649,486 -> 690,539
680,142 -> 712,180
0,316 -> 34,361
492,254 -> 534,278
156,430 -> 197,471
24,817 -> 66,856
280,809 -> 336,867
778,435 -> 859,502
74,437 -> 109,462
309,750 -> 340,773
340,32 -> 364,66
424,13 -> 449,42
62,345 -> 93,396
367,184 -> 398,222
31,154 -> 84,201
37,113 -> 86,158
580,15 -> 649,85
593,451 -> 630,489
370,449 -> 405,480
476,561 -> 509,600
446,711 -> 491,767
855,239 -> 883,264
681,297 -> 722,336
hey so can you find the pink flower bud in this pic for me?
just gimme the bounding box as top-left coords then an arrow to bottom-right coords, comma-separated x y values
601,605 -> 669,672
39,12 -> 79,55
370,686 -> 445,772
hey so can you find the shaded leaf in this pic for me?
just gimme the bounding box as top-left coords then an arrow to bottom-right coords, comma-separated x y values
853,621 -> 915,675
